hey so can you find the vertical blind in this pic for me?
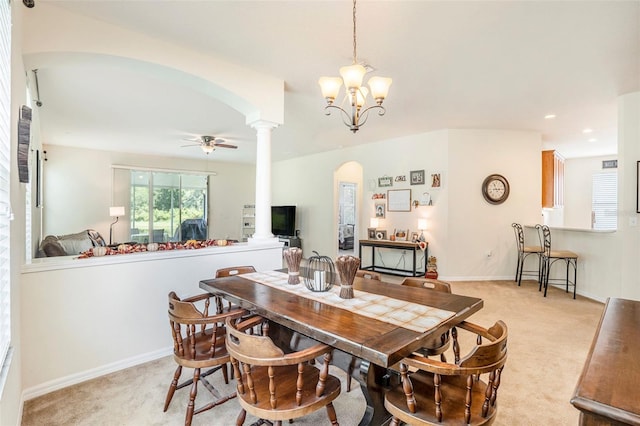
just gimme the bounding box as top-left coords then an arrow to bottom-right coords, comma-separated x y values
592,172 -> 617,230
0,0 -> 11,367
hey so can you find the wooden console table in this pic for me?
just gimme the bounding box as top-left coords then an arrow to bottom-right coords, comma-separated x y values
359,239 -> 427,277
571,298 -> 640,425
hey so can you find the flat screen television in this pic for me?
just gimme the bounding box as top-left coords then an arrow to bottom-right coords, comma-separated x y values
271,205 -> 296,237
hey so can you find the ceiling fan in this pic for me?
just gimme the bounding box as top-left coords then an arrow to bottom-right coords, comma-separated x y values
181,135 -> 238,155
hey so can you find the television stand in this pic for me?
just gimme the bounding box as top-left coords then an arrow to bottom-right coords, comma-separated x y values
278,236 -> 301,248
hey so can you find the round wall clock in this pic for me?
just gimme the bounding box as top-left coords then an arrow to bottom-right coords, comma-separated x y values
481,174 -> 510,205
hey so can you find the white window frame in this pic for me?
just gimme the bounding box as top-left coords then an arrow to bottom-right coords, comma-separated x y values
0,0 -> 12,373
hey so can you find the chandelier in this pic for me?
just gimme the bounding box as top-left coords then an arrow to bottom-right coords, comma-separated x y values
318,0 -> 392,133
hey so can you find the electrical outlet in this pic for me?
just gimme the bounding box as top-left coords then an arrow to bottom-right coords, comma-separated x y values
486,250 -> 493,257
630,216 -> 638,227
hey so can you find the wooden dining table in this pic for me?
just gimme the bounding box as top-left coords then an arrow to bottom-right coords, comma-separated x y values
200,272 -> 483,426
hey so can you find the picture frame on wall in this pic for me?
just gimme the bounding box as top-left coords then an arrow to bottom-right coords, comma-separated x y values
410,169 -> 425,185
431,172 -> 442,188
387,189 -> 411,212
378,176 -> 393,187
375,202 -> 386,218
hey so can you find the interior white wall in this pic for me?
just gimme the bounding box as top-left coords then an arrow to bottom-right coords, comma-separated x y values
20,244 -> 283,397
41,145 -> 255,247
564,155 -> 617,229
446,129 -> 542,279
273,129 -> 541,280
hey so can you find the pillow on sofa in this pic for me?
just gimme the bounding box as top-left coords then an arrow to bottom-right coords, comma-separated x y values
40,235 -> 67,257
56,231 -> 94,255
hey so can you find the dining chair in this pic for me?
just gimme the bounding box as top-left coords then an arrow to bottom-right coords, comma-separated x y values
225,315 -> 341,426
355,269 -> 382,280
536,224 -> 579,298
511,223 -> 543,287
164,291 -> 247,426
384,320 -> 508,426
400,278 -> 452,362
215,265 -> 256,278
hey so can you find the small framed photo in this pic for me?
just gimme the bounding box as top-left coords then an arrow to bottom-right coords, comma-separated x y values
394,229 -> 409,241
378,176 -> 393,187
375,230 -> 387,240
410,170 -> 425,185
431,172 -> 442,188
410,232 -> 419,243
368,228 -> 377,239
375,202 -> 386,218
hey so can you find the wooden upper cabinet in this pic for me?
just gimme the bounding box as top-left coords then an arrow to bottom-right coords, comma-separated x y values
542,150 -> 564,208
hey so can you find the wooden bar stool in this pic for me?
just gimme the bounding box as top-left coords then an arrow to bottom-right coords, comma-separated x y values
536,224 -> 579,298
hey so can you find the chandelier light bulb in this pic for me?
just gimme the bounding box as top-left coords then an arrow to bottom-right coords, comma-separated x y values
368,76 -> 392,102
340,64 -> 367,90
318,76 -> 343,102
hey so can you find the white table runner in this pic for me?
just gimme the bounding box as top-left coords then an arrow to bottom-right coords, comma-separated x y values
242,271 -> 455,333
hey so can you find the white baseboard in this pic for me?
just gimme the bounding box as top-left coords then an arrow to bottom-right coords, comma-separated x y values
22,347 -> 172,401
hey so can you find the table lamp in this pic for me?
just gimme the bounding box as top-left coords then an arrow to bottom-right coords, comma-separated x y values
418,218 -> 427,242
109,206 -> 125,245
370,218 -> 379,229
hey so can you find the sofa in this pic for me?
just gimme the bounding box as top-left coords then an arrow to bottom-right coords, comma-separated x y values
36,229 -> 107,257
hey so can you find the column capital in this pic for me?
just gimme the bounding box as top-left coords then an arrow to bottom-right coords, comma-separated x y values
249,120 -> 280,131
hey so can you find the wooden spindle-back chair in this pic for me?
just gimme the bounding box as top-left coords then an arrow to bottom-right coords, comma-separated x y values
384,320 -> 508,426
225,315 -> 341,426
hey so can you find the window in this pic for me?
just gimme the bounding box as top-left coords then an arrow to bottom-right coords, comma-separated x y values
130,170 -> 208,243
0,0 -> 11,367
592,172 -> 617,230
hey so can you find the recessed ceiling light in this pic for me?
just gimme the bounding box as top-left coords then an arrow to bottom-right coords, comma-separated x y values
544,114 -> 556,119
583,128 -> 593,134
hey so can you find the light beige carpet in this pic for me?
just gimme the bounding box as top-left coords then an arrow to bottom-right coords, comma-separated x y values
21,279 -> 604,426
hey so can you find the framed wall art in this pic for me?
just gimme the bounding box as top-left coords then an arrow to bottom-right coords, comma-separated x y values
368,228 -> 377,239
375,202 -> 386,218
378,176 -> 393,187
410,169 -> 425,185
387,189 -> 411,212
431,172 -> 442,188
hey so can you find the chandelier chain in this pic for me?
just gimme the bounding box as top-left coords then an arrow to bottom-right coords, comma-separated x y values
352,0 -> 357,64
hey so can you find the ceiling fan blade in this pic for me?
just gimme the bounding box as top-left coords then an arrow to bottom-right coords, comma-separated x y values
213,143 -> 238,149
180,143 -> 200,147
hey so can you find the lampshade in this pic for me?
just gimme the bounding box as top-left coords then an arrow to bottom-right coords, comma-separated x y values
109,206 -> 125,217
354,87 -> 368,107
201,144 -> 215,154
318,76 -> 343,101
368,76 -> 393,101
370,218 -> 379,228
340,63 -> 366,89
418,219 -> 427,231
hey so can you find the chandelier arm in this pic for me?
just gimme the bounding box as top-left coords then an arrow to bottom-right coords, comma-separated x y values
359,104 -> 387,117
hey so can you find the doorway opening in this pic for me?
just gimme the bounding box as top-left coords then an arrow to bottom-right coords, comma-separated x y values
338,181 -> 357,256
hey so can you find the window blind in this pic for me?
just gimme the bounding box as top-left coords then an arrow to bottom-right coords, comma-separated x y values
592,172 -> 617,230
0,0 -> 12,367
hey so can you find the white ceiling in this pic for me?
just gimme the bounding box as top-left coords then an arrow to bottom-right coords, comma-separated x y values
24,1 -> 640,163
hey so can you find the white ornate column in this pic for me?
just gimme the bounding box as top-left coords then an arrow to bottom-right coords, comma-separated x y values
248,120 -> 279,243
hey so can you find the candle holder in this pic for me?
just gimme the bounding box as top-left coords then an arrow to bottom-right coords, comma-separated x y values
302,251 -> 336,292
335,255 -> 360,299
283,247 -> 303,284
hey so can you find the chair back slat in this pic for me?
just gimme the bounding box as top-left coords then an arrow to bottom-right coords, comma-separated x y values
401,277 -> 451,293
215,266 -> 256,278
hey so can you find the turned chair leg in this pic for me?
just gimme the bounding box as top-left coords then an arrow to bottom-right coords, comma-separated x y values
164,365 -> 183,411
185,368 -> 200,426
326,402 -> 339,425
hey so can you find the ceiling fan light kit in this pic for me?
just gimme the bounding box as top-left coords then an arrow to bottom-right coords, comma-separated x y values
319,0 -> 392,133
181,135 -> 238,155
